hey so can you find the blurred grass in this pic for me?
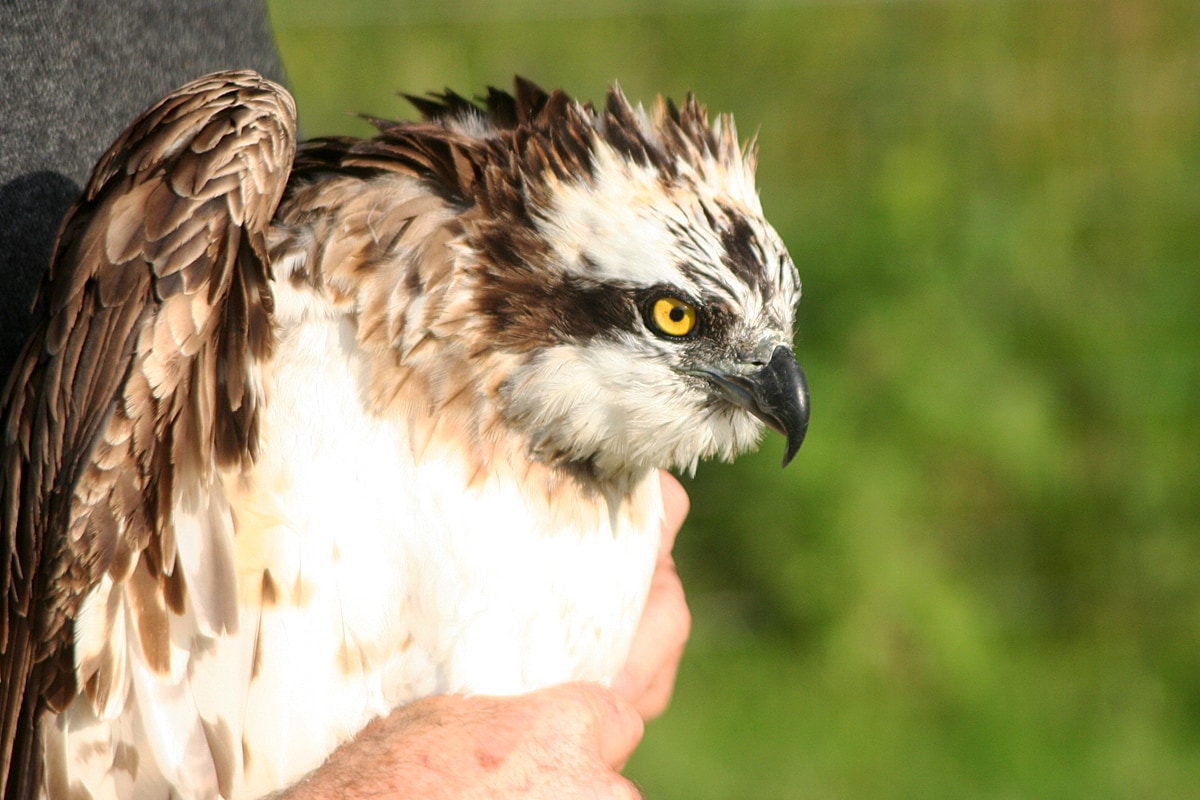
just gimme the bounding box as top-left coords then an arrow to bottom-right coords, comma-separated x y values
266,0 -> 1200,796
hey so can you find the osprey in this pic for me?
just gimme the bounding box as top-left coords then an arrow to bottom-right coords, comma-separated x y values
0,71 -> 808,799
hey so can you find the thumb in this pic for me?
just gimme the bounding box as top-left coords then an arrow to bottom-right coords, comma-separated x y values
571,682 -> 645,770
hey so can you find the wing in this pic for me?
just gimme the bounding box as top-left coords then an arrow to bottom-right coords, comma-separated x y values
1,71 -> 295,800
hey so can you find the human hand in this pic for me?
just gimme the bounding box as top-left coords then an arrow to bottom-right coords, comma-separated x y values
282,683 -> 645,800
284,470 -> 691,798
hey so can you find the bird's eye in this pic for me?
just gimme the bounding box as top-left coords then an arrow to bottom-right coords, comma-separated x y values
649,296 -> 697,338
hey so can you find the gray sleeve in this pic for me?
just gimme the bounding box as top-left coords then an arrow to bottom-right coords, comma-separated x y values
0,0 -> 286,381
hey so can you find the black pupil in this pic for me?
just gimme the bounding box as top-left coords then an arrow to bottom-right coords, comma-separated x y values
669,306 -> 685,323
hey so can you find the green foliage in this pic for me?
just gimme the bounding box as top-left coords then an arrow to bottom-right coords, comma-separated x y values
267,1 -> 1200,795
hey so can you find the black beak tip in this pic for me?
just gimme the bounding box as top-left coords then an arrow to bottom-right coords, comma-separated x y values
709,345 -> 810,468
779,360 -> 809,468
748,346 -> 809,469
782,435 -> 803,468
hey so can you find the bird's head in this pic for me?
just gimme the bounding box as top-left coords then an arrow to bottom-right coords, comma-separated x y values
393,79 -> 809,485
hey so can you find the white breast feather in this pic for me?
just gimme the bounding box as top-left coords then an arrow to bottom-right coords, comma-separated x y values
55,280 -> 662,800
238,296 -> 662,793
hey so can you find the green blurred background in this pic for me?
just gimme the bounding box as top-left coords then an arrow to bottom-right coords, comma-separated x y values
265,1 -> 1200,796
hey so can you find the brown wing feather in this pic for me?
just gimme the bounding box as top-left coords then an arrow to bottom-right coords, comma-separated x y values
1,70 -> 295,800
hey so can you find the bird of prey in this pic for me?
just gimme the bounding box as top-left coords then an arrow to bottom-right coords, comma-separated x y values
1,71 -> 808,799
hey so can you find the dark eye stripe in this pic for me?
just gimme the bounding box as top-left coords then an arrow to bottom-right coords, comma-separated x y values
475,275 -> 640,348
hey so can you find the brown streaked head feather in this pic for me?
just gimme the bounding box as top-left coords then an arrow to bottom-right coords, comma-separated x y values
278,77 -> 795,489
290,77 -> 750,217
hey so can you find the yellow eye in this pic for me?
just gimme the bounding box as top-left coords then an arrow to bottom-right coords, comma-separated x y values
650,296 -> 697,337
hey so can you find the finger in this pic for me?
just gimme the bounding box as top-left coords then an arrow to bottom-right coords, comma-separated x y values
571,683 -> 645,771
644,563 -> 690,717
611,559 -> 690,720
657,470 -> 690,559
610,777 -> 645,800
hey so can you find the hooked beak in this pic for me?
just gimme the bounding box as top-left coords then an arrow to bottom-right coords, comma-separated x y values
706,345 -> 810,466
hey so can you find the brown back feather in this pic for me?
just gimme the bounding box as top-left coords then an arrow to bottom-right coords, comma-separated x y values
0,70 -> 295,800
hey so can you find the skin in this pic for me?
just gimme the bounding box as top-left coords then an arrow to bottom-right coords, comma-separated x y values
282,471 -> 691,800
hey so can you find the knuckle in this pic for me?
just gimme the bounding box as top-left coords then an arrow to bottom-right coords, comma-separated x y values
613,777 -> 644,800
592,776 -> 643,800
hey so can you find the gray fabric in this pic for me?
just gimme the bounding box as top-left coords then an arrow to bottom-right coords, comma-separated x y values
0,0 -> 285,382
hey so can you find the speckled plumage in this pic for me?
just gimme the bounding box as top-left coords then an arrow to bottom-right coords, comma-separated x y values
1,71 -> 807,799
